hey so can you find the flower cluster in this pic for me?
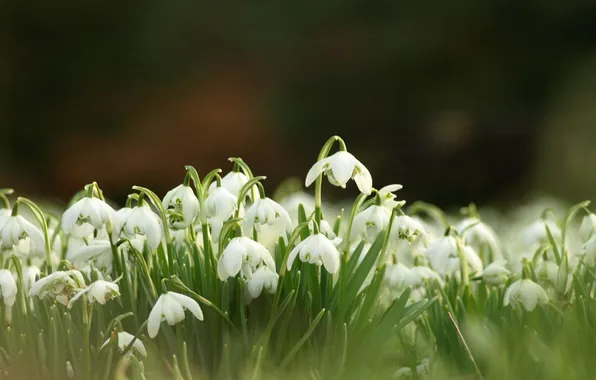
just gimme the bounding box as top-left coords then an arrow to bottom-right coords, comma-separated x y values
0,136 -> 595,380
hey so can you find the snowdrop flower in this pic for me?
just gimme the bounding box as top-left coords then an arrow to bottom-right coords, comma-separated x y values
384,263 -> 411,290
67,239 -> 113,274
208,171 -> 258,200
287,234 -> 342,274
217,237 -> 276,280
504,279 -> 549,311
536,260 -> 558,286
391,215 -> 427,244
378,184 -> 405,210
308,219 -> 337,240
162,184 -> 200,229
351,205 -> 391,242
407,266 -> 444,287
580,213 -> 596,243
456,217 -> 501,259
62,197 -> 115,238
580,234 -> 596,267
0,269 -> 17,308
243,197 -> 292,235
101,332 -> 147,357
68,280 -> 120,308
66,361 -> 74,378
0,215 -> 45,257
394,358 -> 430,378
246,266 -> 279,299
425,236 -> 483,277
305,151 -> 373,195
112,205 -> 162,250
522,219 -> 561,247
13,265 -> 40,292
205,186 -> 238,221
479,260 -> 510,286
29,270 -> 85,305
147,292 -> 204,339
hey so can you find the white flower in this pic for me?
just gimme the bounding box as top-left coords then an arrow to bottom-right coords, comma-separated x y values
217,237 -> 276,280
62,197 -> 115,238
287,234 -> 342,274
205,186 -> 238,221
147,292 -> 204,339
479,260 -> 510,286
378,184 -> 405,210
581,234 -> 596,266
384,263 -> 411,290
503,279 -> 549,311
308,219 -> 337,240
580,213 -> 596,243
0,215 -> 45,257
208,171 -> 258,200
522,219 -> 561,247
305,151 -> 373,195
29,270 -> 85,305
406,266 -> 443,287
68,280 -> 120,308
162,184 -> 200,229
243,198 -> 292,235
391,215 -> 427,244
456,217 -> 501,259
67,239 -> 113,273
246,266 -> 279,299
14,265 -> 40,292
0,269 -> 17,307
66,361 -> 74,378
101,332 -> 147,357
112,205 -> 162,250
351,205 -> 391,242
536,260 -> 558,285
425,236 -> 483,277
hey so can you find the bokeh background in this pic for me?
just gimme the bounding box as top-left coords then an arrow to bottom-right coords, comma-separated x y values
2,2 -> 596,209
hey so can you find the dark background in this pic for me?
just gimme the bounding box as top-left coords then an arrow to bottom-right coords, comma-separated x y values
2,2 -> 596,208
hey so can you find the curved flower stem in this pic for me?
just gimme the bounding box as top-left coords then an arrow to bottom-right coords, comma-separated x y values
15,197 -> 53,274
313,136 -> 347,226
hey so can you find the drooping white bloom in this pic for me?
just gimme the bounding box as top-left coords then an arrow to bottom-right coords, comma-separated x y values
425,236 -> 483,277
208,171 -> 258,200
580,213 -> 596,243
456,217 -> 501,259
246,266 -> 279,299
503,279 -> 549,311
308,219 -> 337,240
305,151 -> 373,195
479,260 -> 510,286
217,237 -> 276,280
162,184 -> 200,229
0,215 -> 45,257
147,292 -> 204,339
406,266 -> 444,287
287,234 -> 342,274
29,270 -> 85,305
0,269 -> 17,308
522,219 -> 561,247
384,263 -> 411,290
101,332 -> 147,357
580,234 -> 596,267
66,361 -> 74,378
378,184 -> 405,210
62,197 -> 115,238
536,260 -> 559,286
205,186 -> 238,221
68,280 -> 120,308
351,205 -> 391,242
112,205 -> 162,250
14,265 -> 41,292
390,215 -> 427,244
67,239 -> 113,274
243,197 -> 292,235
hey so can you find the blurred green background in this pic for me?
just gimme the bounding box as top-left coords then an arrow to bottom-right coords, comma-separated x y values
1,2 -> 596,207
